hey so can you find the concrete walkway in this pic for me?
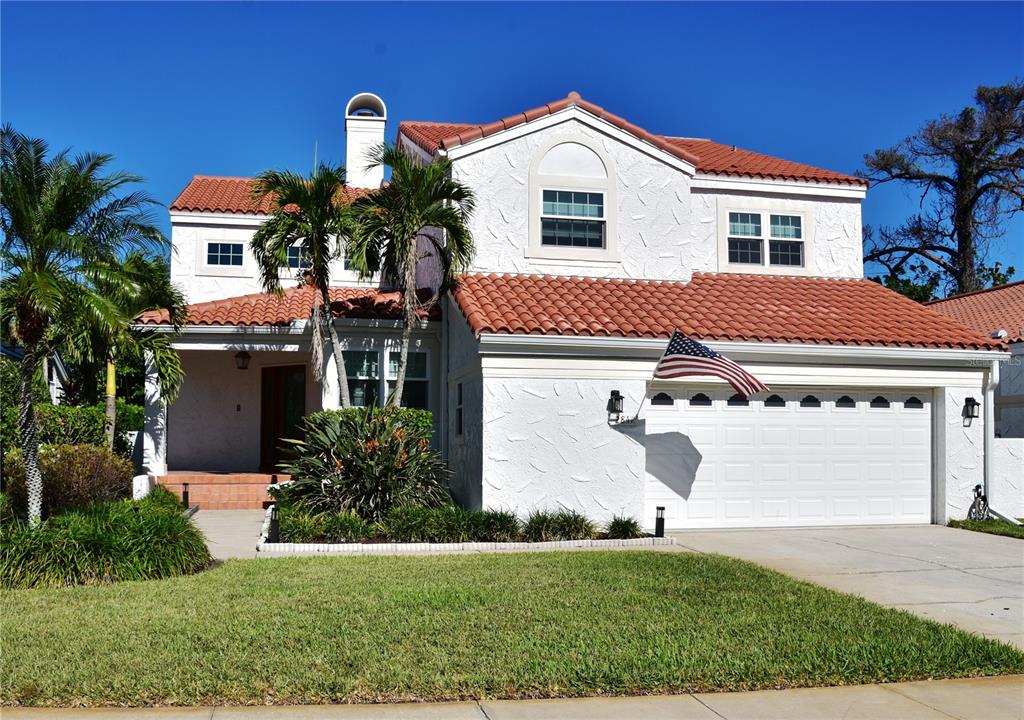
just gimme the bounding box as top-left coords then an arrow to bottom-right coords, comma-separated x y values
5,675 -> 1022,719
190,509 -> 265,560
669,525 -> 1024,649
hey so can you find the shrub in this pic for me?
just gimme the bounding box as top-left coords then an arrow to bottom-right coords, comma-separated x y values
277,406 -> 450,521
278,509 -> 373,543
606,515 -> 644,539
478,509 -> 521,542
0,490 -> 211,588
0,493 -> 15,526
375,504 -> 434,542
3,444 -> 133,519
523,510 -> 596,542
31,404 -> 107,447
112,400 -> 144,433
374,505 -> 522,543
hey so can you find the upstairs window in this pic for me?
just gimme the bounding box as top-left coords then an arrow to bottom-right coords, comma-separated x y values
286,244 -> 310,270
728,212 -> 763,264
207,242 -> 243,266
769,215 -> 804,267
541,190 -> 605,249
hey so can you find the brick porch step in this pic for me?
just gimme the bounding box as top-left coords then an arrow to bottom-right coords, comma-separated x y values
159,472 -> 289,510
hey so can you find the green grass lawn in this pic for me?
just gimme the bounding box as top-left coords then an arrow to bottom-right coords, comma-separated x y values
2,551 -> 1021,707
949,518 -> 1024,539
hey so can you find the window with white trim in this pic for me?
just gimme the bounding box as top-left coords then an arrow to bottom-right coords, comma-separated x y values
727,212 -> 763,264
343,349 -> 430,410
286,244 -> 310,270
541,190 -> 605,249
207,242 -> 243,266
726,212 -> 805,268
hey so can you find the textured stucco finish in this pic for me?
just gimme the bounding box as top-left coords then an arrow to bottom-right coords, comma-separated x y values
992,439 -> 1024,518
480,377 -> 647,522
937,386 -> 987,522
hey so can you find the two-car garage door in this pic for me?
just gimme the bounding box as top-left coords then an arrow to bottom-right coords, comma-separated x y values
644,387 -> 932,529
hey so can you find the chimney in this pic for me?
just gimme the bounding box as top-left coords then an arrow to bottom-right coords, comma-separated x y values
345,92 -> 387,189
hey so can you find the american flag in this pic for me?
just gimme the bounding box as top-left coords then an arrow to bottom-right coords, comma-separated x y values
654,330 -> 768,398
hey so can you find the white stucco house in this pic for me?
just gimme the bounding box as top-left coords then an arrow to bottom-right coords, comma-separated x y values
139,90 -> 1016,527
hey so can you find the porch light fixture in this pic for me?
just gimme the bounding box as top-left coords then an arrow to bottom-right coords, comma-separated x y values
963,396 -> 980,419
606,390 -> 624,423
234,351 -> 251,370
655,506 -> 665,538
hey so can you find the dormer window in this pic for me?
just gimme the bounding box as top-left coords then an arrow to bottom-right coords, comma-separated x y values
541,190 -> 605,249
769,215 -> 804,267
718,204 -> 814,275
727,213 -> 763,264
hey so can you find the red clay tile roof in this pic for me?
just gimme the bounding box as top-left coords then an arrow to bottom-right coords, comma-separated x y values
138,285 -> 438,327
928,280 -> 1024,344
400,92 -> 866,187
169,176 -> 366,215
452,272 -> 1001,350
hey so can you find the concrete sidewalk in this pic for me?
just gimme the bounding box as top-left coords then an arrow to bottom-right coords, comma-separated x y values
190,509 -> 265,560
5,675 -> 1022,719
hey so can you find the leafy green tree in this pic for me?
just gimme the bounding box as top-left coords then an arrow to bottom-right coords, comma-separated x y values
250,165 -> 353,408
0,125 -> 165,525
861,81 -> 1023,296
348,145 -> 475,405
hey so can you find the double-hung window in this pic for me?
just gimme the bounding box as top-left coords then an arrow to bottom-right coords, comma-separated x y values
207,242 -> 243,266
541,190 -> 605,249
727,213 -> 763,264
727,212 -> 804,268
768,215 -> 803,266
387,352 -> 429,410
345,351 -> 381,408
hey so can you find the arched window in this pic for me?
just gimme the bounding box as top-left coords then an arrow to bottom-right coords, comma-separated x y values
689,392 -> 712,407
651,392 -> 674,406
904,396 -> 924,409
836,395 -> 856,409
727,393 -> 749,407
870,395 -> 891,409
529,137 -> 617,261
764,394 -> 786,408
799,395 -> 821,408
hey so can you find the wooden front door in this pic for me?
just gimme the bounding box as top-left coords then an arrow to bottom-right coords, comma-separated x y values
260,365 -> 306,471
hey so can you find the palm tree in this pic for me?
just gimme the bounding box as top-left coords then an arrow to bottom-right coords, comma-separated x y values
0,124 -> 166,525
250,165 -> 353,408
348,145 -> 475,405
64,253 -> 187,450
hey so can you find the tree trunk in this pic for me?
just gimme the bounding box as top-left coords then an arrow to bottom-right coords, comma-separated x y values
952,164 -> 981,294
323,287 -> 352,408
18,348 -> 44,526
390,253 -> 419,407
104,357 -> 117,450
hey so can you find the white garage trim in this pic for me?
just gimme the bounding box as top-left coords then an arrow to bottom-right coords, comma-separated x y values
644,386 -> 933,529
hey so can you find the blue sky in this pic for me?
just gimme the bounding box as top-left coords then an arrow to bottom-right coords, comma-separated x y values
3,1 -> 1022,285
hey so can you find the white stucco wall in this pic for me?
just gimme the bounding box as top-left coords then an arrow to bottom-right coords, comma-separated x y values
170,217 -> 364,304
480,376 -> 647,523
167,350 -> 321,472
935,385 -> 987,522
992,438 -> 1024,518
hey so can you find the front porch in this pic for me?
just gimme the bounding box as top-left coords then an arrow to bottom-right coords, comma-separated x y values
160,471 -> 287,510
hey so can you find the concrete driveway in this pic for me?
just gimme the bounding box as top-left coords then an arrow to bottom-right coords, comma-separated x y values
670,525 -> 1023,648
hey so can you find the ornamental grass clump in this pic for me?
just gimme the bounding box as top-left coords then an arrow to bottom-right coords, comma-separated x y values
605,515 -> 644,539
276,407 -> 449,522
522,509 -> 596,542
0,487 -> 210,589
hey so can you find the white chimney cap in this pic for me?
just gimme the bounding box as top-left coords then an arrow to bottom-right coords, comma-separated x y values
346,92 -> 386,120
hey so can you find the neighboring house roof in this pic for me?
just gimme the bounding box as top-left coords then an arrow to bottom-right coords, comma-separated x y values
399,92 -> 867,187
452,272 -> 1001,350
137,285 -> 439,327
169,176 -> 366,215
928,280 -> 1024,344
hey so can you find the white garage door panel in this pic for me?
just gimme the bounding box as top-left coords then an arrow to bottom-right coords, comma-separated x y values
644,388 -> 932,529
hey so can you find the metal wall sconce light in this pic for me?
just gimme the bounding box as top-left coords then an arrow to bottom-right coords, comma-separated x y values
606,389 -> 640,426
234,351 -> 251,370
963,396 -> 980,419
655,506 -> 665,538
